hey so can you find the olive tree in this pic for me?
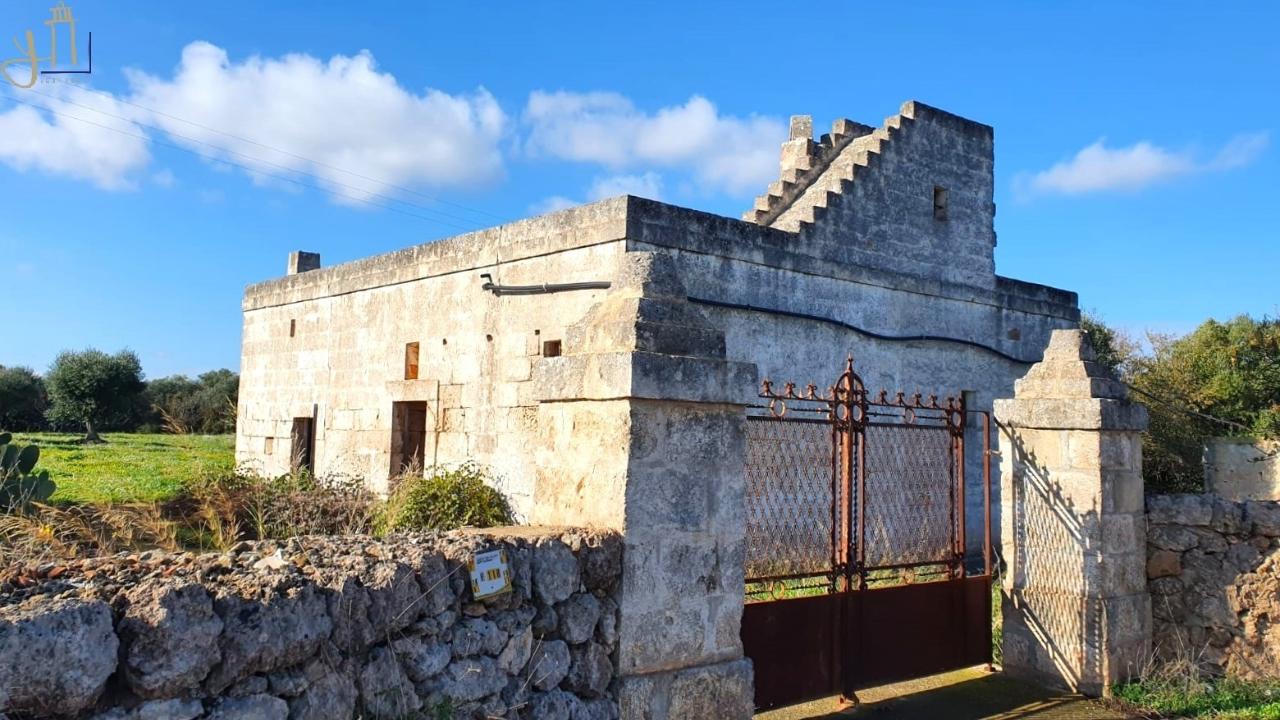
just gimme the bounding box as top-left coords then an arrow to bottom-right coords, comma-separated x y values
45,349 -> 145,443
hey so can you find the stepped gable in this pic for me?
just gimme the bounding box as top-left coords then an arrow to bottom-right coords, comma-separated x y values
743,100 -> 998,289
744,115 -> 874,226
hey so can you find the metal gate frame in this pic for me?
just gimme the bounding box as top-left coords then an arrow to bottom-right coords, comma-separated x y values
741,358 -> 994,710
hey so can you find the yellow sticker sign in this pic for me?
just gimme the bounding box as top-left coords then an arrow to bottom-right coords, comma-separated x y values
469,548 -> 512,600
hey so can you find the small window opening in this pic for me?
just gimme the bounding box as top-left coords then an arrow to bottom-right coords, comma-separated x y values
486,334 -> 493,343
404,342 -> 420,380
289,319 -> 296,338
264,436 -> 274,455
542,340 -> 562,357
442,338 -> 448,346
933,186 -> 949,221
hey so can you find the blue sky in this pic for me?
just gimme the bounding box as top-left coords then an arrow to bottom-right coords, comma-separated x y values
3,1 -> 1277,378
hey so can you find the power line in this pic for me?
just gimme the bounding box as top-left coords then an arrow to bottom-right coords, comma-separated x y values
17,87 -> 494,231
0,90 -> 480,232
48,84 -> 509,223
1122,383 -> 1257,435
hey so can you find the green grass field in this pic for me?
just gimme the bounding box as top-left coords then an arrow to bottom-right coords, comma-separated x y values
12,432 -> 235,504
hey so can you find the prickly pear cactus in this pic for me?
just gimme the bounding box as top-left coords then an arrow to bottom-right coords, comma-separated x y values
0,432 -> 55,511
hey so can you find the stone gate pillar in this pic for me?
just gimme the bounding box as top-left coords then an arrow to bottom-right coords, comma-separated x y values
994,329 -> 1150,696
532,251 -> 758,719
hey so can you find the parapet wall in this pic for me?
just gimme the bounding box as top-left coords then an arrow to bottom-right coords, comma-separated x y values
0,528 -> 622,719
1146,494 -> 1280,678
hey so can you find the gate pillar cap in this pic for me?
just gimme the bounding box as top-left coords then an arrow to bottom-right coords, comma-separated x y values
1014,329 -> 1127,401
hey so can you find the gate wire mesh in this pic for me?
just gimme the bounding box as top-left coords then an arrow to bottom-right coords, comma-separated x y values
744,417 -> 845,585
743,359 -> 970,601
862,423 -> 957,571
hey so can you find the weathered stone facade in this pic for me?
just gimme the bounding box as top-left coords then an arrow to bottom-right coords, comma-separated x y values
1146,493 -> 1280,678
0,528 -> 621,719
231,99 -> 1083,715
236,100 -> 1079,555
534,252 -> 755,719
1205,438 -> 1280,501
996,329 -> 1151,696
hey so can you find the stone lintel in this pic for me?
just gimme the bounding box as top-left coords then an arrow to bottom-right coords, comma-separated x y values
994,397 -> 1148,432
383,379 -> 440,403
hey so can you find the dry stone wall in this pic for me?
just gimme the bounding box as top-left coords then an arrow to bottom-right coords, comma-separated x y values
1146,493 -> 1280,678
0,528 -> 621,719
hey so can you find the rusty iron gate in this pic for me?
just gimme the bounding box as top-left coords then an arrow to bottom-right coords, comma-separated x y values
740,358 -> 993,710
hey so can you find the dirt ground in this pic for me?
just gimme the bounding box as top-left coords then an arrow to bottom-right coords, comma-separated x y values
755,666 -> 1133,720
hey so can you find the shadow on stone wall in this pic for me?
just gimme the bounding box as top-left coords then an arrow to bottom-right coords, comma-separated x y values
1003,428 -> 1102,691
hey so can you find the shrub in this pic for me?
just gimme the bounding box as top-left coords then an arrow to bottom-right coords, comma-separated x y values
146,370 -> 239,435
0,366 -> 47,432
182,469 -> 380,550
0,503 -> 179,565
383,462 -> 513,533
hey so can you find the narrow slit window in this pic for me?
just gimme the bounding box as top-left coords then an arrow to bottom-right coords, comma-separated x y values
404,342 -> 420,380
933,186 -> 949,221
542,340 -> 562,357
289,319 -> 297,338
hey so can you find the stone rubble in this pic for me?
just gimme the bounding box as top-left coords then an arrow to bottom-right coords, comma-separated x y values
0,528 -> 621,719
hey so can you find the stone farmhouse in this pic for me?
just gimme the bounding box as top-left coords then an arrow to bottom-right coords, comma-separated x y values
236,100 -> 1079,540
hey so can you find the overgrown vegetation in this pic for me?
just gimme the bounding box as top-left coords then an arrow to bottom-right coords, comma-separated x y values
1082,313 -> 1280,494
183,470 -> 381,549
0,445 -> 515,564
1116,671 -> 1280,719
382,462 -> 514,533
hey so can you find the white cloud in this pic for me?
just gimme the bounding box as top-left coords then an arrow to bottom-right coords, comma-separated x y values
529,171 -> 665,217
0,86 -> 151,190
529,195 -> 576,215
0,43 -> 508,200
587,171 -> 663,201
1209,132 -> 1270,171
523,91 -> 784,195
1021,133 -> 1269,196
127,42 -> 507,204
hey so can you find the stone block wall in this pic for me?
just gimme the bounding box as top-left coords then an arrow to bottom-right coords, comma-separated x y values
236,199 -> 630,510
1146,493 -> 1280,678
1205,438 -> 1280,501
0,528 -> 621,719
761,101 -> 998,289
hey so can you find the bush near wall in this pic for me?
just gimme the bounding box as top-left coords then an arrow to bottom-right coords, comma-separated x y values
1083,314 -> 1280,494
384,463 -> 515,533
